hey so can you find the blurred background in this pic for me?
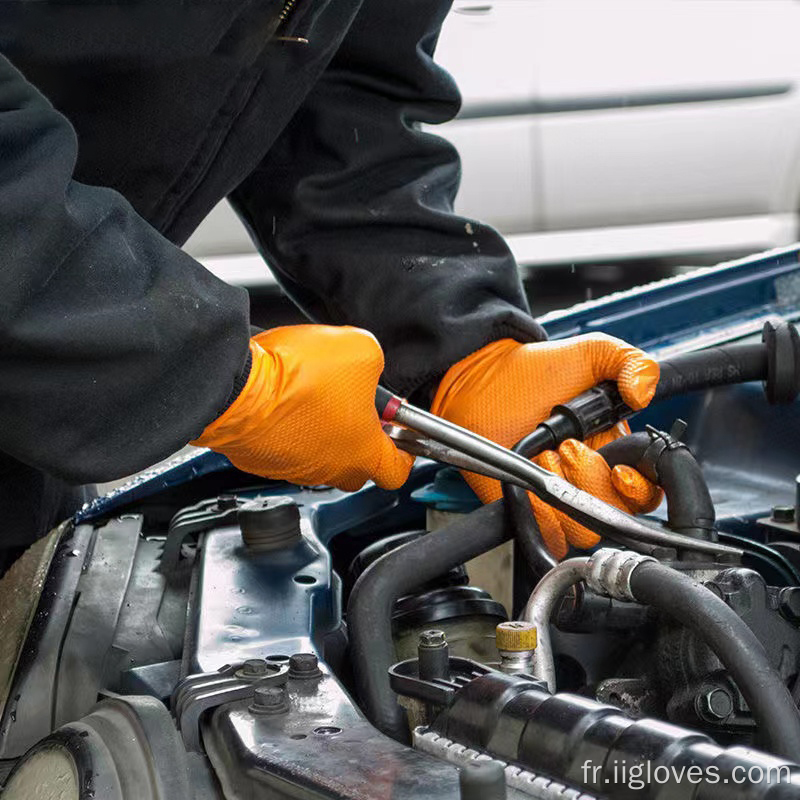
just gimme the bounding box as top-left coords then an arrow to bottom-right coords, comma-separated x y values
182,0 -> 800,323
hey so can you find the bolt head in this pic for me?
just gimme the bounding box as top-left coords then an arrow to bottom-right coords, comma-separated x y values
254,686 -> 284,705
772,505 -> 796,524
240,659 -> 269,677
419,630 -> 447,648
251,684 -> 290,715
697,687 -> 734,721
289,652 -> 322,679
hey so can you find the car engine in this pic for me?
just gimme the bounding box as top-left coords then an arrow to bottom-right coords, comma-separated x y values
2,249 -> 800,799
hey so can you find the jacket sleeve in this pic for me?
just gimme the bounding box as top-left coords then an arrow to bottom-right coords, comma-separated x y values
0,54 -> 251,483
230,0 -> 546,402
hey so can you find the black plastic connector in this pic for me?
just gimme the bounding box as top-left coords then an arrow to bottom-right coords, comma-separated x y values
527,321 -> 799,458
549,380 -> 628,441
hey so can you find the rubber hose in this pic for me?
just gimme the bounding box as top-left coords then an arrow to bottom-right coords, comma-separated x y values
629,561 -> 800,760
347,500 -> 510,741
652,342 -> 767,402
508,342 -> 768,478
598,432 -> 716,541
504,482 -> 557,579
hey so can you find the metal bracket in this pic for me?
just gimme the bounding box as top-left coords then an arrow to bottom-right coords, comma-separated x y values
160,496 -> 245,574
172,662 -> 288,752
389,656 -> 546,709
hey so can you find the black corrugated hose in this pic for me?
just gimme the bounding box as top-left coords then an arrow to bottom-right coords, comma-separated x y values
629,560 -> 800,760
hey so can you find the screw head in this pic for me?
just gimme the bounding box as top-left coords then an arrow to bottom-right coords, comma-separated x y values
669,418 -> 688,442
289,653 -> 322,679
418,630 -> 447,648
772,505 -> 796,524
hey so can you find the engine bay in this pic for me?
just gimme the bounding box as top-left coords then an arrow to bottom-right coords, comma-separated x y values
2,248 -> 800,799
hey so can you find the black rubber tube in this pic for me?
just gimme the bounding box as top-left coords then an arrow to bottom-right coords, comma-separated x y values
510,342 -> 770,467
504,465 -> 557,579
629,561 -> 800,760
598,432 -> 716,541
652,342 -> 768,402
348,501 -> 510,741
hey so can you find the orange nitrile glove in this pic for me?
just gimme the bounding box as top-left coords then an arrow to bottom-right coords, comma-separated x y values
191,325 -> 414,491
431,334 -> 664,559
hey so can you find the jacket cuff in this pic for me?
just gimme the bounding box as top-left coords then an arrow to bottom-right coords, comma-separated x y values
217,348 -> 253,419
405,316 -> 547,408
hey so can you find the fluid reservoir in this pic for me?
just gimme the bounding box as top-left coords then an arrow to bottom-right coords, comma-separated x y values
412,467 -> 515,616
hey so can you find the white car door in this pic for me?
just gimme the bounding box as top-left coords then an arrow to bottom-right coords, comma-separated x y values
429,0 -> 539,234
535,0 -> 800,237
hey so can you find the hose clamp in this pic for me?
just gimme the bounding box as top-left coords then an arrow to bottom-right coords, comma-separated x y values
638,426 -> 688,483
585,548 -> 657,602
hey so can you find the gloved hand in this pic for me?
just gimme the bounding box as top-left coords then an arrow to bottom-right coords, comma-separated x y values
191,325 -> 413,491
431,335 -> 663,559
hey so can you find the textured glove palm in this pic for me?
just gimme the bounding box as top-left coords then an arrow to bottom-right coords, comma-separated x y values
431,335 -> 663,559
192,325 -> 413,492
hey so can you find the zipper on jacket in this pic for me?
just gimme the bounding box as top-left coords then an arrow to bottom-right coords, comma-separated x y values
279,0 -> 299,24
275,0 -> 310,44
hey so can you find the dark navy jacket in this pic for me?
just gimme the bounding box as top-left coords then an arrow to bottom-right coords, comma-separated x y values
0,0 -> 543,541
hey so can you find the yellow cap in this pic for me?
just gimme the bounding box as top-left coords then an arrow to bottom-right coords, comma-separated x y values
496,621 -> 537,652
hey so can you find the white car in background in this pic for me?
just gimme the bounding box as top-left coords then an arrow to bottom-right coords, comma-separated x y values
185,0 -> 800,286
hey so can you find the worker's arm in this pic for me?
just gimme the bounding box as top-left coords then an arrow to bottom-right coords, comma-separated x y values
228,0 -> 660,553
0,54 -> 252,482
229,0 -> 545,402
